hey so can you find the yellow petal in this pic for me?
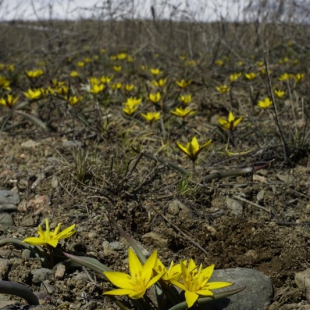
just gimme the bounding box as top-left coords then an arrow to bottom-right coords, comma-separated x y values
233,116 -> 243,127
207,281 -> 233,290
103,288 -> 137,296
176,141 -> 191,157
191,137 -> 199,153
128,248 -> 143,278
185,290 -> 199,308
228,111 -> 234,122
104,271 -> 133,289
143,250 -> 158,283
22,237 -> 46,245
55,224 -> 76,239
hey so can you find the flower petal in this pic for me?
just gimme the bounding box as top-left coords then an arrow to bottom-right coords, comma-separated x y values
104,271 -> 133,289
233,116 -> 243,127
142,249 -> 157,282
22,237 -> 46,246
55,224 -> 76,239
176,141 -> 191,157
128,248 -> 143,278
185,290 -> 199,308
228,111 -> 235,122
103,288 -> 137,296
207,281 -> 233,290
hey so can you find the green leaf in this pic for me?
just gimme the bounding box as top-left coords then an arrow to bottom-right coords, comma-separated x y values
63,252 -> 112,279
168,286 -> 246,310
15,110 -> 47,130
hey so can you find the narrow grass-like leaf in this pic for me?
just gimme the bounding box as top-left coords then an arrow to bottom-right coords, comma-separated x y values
63,252 -> 112,279
15,110 -> 47,130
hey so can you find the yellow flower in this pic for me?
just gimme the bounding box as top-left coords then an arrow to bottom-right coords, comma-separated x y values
295,73 -> 305,83
216,84 -> 230,93
77,61 -> 85,67
176,136 -> 212,162
127,55 -> 134,63
141,65 -> 147,71
150,68 -> 162,75
148,92 -> 161,103
113,66 -> 122,72
110,82 -> 122,90
257,97 -> 272,109
67,96 -> 82,106
274,89 -> 285,98
100,75 -> 112,84
237,61 -> 244,66
104,248 -> 163,299
124,84 -> 134,92
215,59 -> 224,66
100,48 -> 106,54
23,88 -> 45,100
229,73 -> 242,82
245,72 -> 257,80
278,73 -> 290,81
124,97 -> 141,107
179,94 -> 192,104
218,111 -> 242,131
117,53 -> 127,60
0,76 -> 10,91
256,61 -> 264,67
154,259 -> 183,283
56,85 -> 69,96
176,79 -> 192,88
70,71 -> 79,77
84,57 -> 92,63
171,107 -> 195,119
0,94 -> 19,108
141,111 -> 161,123
22,218 -> 76,248
89,84 -> 105,94
26,69 -> 44,78
152,78 -> 167,88
170,260 -> 233,308
123,104 -> 138,116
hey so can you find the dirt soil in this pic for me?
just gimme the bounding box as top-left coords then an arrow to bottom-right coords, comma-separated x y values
0,128 -> 309,309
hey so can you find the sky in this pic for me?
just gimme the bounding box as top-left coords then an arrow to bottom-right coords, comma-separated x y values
0,0 -> 247,22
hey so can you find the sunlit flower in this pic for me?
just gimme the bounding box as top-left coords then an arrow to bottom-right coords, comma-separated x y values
0,94 -> 19,108
113,66 -> 122,72
123,104 -> 139,116
124,84 -> 134,92
256,61 -> 264,67
104,248 -> 163,299
216,84 -> 230,93
229,73 -> 242,82
124,97 -> 141,107
141,111 -> 161,123
100,75 -> 112,84
77,61 -> 85,67
150,68 -> 162,75
176,79 -> 192,88
295,73 -> 305,83
171,107 -> 195,119
23,88 -> 45,100
170,260 -> 233,308
257,97 -> 272,109
110,82 -> 122,90
141,65 -> 147,71
274,89 -> 285,98
237,61 -> 244,66
176,136 -> 212,163
127,55 -> 134,63
70,71 -> 79,77
278,73 -> 290,81
152,78 -> 167,88
154,258 -> 184,283
218,111 -> 242,131
89,84 -> 105,94
67,96 -> 82,106
100,48 -> 106,54
23,218 -> 76,248
148,92 -> 161,103
245,72 -> 257,80
215,59 -> 224,66
84,57 -> 92,63
117,53 -> 127,60
179,94 -> 192,104
26,69 -> 44,78
0,76 -> 11,91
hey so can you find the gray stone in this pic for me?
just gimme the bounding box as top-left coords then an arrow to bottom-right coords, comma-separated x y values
55,264 -> 66,279
226,197 -> 243,216
31,268 -> 52,284
168,199 -> 192,219
295,269 -> 310,303
205,268 -> 273,310
0,213 -> 13,229
0,259 -> 10,279
109,241 -> 122,251
142,232 -> 168,248
41,280 -> 56,294
0,190 -> 20,205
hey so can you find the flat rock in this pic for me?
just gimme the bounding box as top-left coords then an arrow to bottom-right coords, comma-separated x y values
0,190 -> 20,206
31,268 -> 52,284
205,268 -> 273,310
295,269 -> 310,303
0,213 -> 13,229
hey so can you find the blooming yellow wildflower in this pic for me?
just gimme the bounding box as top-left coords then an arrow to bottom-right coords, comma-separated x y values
125,84 -> 134,92
176,136 -> 212,162
23,88 -> 45,100
0,94 -> 19,108
218,111 -> 242,131
179,94 -> 192,104
113,66 -> 122,72
170,260 -> 233,308
229,73 -> 242,82
0,76 -> 11,91
176,79 -> 192,88
67,96 -> 82,106
171,107 -> 195,119
117,53 -> 127,60
26,69 -> 44,78
70,71 -> 79,77
89,84 -> 105,94
257,97 -> 272,109
295,73 -> 305,83
124,97 -> 141,107
152,78 -> 167,88
110,82 -> 122,90
215,59 -> 224,66
148,92 -> 161,103
150,68 -> 162,75
23,218 -> 76,248
77,61 -> 85,67
245,72 -> 257,80
216,85 -> 230,93
104,248 -> 164,299
123,104 -> 139,116
141,111 -> 160,123
278,73 -> 291,81
274,89 -> 285,98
